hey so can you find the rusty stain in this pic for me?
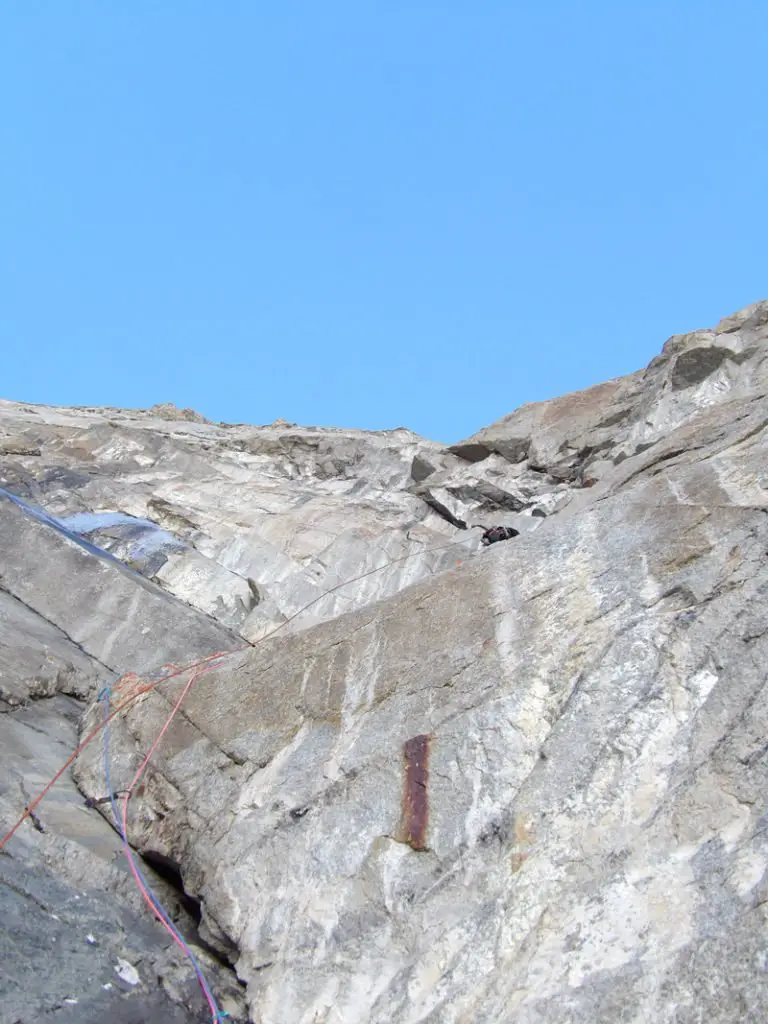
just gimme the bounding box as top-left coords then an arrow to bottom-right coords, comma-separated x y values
400,733 -> 431,851
510,816 -> 534,873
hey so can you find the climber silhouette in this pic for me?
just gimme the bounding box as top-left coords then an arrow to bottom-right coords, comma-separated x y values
472,524 -> 520,547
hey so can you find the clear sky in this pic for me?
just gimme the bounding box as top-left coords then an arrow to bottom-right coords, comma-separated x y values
2,3 -> 766,442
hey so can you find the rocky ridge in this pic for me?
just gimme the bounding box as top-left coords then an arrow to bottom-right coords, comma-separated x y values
1,300 -> 767,1022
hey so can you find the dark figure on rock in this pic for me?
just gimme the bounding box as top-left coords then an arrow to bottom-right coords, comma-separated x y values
473,524 -> 520,547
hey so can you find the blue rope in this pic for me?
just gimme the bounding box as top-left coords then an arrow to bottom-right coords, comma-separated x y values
100,688 -> 226,1022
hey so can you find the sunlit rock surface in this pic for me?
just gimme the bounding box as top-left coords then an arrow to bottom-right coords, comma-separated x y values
2,301 -> 767,1022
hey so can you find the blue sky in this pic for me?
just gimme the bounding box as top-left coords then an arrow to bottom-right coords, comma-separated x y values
2,3 -> 766,442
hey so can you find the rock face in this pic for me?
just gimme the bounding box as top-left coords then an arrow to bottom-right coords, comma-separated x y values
0,404 -> 487,637
1,301 -> 767,1023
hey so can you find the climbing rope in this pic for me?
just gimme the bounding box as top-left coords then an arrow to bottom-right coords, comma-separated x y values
0,529 -> 475,1020
100,678 -> 227,1021
0,649 -> 234,850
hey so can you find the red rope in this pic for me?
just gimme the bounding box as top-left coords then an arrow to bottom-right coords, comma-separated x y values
0,649 -> 233,850
117,665 -> 222,1016
0,536 -> 465,850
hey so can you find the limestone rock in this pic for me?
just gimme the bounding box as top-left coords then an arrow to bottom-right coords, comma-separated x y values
0,693 -> 246,1023
148,403 -> 210,423
455,298 -> 768,496
74,377 -> 768,1020
0,493 -> 242,677
0,435 -> 41,456
0,589 -> 110,707
0,404 -> 477,634
2,299 -> 767,1023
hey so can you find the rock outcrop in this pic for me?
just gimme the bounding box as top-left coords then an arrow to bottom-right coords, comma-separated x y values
1,301 -> 767,1022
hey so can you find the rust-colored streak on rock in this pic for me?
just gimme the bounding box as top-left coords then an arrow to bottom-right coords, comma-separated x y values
401,733 -> 430,851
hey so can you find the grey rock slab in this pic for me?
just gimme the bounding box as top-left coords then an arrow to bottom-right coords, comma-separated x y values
0,589 -> 112,706
0,696 -> 246,1024
0,495 -> 242,675
76,470 -> 768,1021
4,300 -> 768,1023
153,548 -> 258,631
0,402 -> 471,632
455,300 -> 768,492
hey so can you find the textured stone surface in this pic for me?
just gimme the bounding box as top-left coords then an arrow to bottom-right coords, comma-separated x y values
455,299 -> 768,490
0,590 -> 110,708
0,696 -> 246,1023
0,494 -> 247,1020
0,495 -> 242,678
0,405 -> 480,635
2,300 -> 768,1022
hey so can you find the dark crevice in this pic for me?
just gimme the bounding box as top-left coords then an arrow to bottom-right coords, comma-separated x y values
421,493 -> 467,530
141,850 -> 240,972
142,850 -> 202,924
445,482 -> 525,513
447,442 -> 493,463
